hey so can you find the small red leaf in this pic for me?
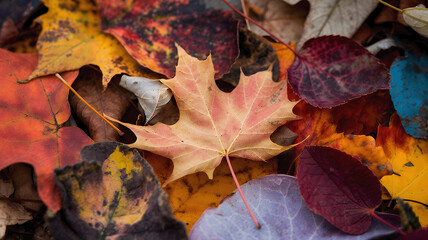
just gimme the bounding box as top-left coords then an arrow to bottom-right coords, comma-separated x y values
297,146 -> 382,234
288,36 -> 389,108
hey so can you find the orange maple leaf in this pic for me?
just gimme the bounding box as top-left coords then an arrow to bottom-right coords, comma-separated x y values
0,49 -> 93,212
113,45 -> 299,185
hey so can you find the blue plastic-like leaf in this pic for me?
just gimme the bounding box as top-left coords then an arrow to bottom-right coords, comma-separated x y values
189,175 -> 400,240
390,51 -> 428,139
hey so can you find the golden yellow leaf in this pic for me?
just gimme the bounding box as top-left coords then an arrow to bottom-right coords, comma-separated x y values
379,114 -> 428,226
26,0 -> 155,86
145,152 -> 277,231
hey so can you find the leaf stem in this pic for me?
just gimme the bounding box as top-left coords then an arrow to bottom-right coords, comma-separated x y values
225,154 -> 261,229
55,73 -> 124,136
370,209 -> 406,235
221,0 -> 298,56
376,0 -> 428,25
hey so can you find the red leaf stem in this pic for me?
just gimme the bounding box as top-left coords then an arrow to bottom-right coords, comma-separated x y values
225,154 -> 261,229
370,209 -> 406,235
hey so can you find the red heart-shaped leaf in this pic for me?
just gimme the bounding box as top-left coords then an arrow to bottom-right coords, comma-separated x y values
297,146 -> 382,234
288,36 -> 389,108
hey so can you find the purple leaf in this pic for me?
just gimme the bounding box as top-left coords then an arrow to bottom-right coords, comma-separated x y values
288,36 -> 389,108
189,175 -> 399,240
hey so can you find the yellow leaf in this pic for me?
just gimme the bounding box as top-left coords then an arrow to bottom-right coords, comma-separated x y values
26,0 -> 155,86
145,152 -> 277,231
379,114 -> 428,226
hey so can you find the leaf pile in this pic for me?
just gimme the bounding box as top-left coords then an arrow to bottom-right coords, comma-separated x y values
1,0 -> 428,239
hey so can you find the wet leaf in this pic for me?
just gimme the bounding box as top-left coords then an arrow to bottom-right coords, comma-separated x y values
0,49 -> 93,212
70,66 -> 129,142
288,36 -> 390,108
379,114 -> 428,226
190,175 -> 399,239
297,0 -> 378,49
49,142 -> 187,240
111,45 -> 298,185
297,146 -> 382,234
390,48 -> 428,139
97,0 -> 239,79
27,0 -> 158,86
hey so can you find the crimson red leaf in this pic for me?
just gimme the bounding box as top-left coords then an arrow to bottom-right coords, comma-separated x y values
97,0 -> 239,79
297,146 -> 382,234
288,36 -> 389,108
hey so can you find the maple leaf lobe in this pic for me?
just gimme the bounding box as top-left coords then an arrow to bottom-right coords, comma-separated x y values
113,45 -> 298,185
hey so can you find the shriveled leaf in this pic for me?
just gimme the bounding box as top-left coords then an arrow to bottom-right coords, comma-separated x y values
145,152 -> 278,231
120,75 -> 172,123
297,0 -> 378,49
70,66 -> 129,142
111,45 -> 298,185
220,28 -> 280,87
390,49 -> 428,139
288,36 -> 390,108
379,114 -> 428,226
190,175 -> 399,239
97,0 -> 239,79
49,142 -> 187,240
0,50 -> 93,212
246,0 -> 308,44
297,146 -> 382,234
403,5 -> 428,38
26,0 -> 158,86
0,199 -> 32,238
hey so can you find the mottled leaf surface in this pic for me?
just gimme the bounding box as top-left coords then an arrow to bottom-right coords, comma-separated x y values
27,0 -> 159,86
286,94 -> 394,178
49,142 -> 187,240
220,28 -> 279,87
97,0 -> 239,79
190,175 -> 399,240
379,114 -> 428,226
112,46 -> 298,185
390,51 -> 428,138
297,146 -> 382,234
288,36 -> 390,108
0,49 -> 93,212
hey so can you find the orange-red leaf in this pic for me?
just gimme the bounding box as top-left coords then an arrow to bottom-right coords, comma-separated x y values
0,49 -> 93,212
113,45 -> 299,185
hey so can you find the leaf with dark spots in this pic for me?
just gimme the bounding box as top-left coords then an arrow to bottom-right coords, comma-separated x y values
69,66 -> 129,142
288,36 -> 390,108
220,27 -> 279,87
27,0 -> 160,87
49,142 -> 187,240
389,49 -> 428,139
378,114 -> 428,226
297,146 -> 382,234
97,0 -> 239,79
190,175 -> 400,239
0,49 -> 93,213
